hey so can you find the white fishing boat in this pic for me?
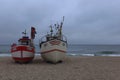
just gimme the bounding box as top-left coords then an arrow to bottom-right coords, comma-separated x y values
11,27 -> 36,63
39,17 -> 67,63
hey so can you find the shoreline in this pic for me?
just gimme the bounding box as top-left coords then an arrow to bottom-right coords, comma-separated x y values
0,56 -> 120,80
1,53 -> 120,57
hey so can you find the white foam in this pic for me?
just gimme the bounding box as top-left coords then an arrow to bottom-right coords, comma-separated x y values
0,54 -> 11,57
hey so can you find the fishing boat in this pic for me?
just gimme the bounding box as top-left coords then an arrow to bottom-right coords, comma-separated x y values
39,17 -> 67,63
11,27 -> 36,63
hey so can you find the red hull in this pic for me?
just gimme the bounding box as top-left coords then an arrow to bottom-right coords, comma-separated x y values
11,45 -> 35,53
11,45 -> 35,63
12,57 -> 34,63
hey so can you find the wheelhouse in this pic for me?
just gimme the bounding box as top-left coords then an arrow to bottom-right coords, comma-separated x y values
18,36 -> 31,45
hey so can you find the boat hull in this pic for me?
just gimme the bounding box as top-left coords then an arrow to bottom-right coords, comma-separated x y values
11,45 -> 35,63
40,40 -> 67,63
41,50 -> 66,63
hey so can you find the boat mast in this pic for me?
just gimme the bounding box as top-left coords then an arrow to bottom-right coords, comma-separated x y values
22,29 -> 27,36
59,16 -> 64,39
50,25 -> 53,36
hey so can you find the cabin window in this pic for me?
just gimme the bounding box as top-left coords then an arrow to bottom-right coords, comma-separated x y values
19,41 -> 29,45
53,36 -> 57,39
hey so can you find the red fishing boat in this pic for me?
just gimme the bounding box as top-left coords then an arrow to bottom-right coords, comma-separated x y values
11,27 -> 36,63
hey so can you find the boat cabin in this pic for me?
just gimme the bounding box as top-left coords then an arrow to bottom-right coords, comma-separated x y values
46,34 -> 62,41
18,36 -> 31,45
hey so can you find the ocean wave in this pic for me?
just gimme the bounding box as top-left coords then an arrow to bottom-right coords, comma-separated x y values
94,51 -> 120,56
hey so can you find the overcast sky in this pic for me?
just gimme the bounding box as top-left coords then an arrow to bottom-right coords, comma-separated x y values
0,0 -> 120,44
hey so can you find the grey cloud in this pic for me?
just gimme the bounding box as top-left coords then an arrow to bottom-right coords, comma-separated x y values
0,0 -> 120,44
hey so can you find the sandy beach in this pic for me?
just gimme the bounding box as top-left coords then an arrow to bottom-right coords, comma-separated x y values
0,56 -> 120,80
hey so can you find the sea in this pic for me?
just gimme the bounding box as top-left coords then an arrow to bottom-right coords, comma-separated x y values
1,44 -> 120,57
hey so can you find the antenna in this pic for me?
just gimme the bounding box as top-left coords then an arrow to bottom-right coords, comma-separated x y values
50,25 -> 53,36
63,16 -> 64,22
60,16 -> 65,28
22,29 -> 27,36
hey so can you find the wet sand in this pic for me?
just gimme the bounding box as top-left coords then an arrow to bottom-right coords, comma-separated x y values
0,56 -> 120,80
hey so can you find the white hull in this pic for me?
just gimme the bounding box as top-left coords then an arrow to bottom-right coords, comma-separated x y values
41,50 -> 66,63
40,40 -> 67,63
